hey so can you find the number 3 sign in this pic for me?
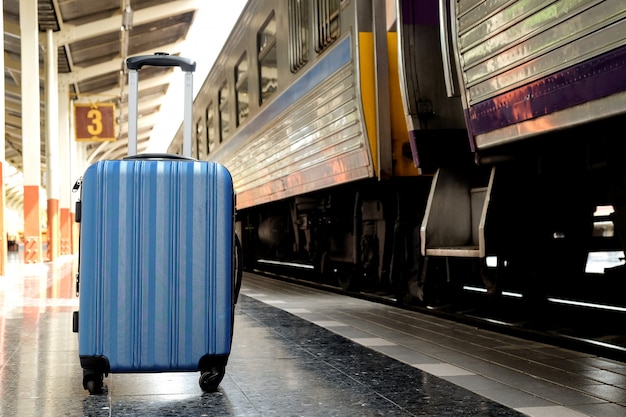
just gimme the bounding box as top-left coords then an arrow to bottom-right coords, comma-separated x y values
74,103 -> 116,142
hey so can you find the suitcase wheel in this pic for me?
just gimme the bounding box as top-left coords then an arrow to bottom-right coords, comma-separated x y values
83,370 -> 104,395
199,365 -> 225,392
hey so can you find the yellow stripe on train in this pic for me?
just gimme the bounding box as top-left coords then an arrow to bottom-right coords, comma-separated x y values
359,31 -> 420,179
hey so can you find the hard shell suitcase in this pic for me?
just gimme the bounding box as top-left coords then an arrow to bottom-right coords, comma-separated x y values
74,54 -> 239,394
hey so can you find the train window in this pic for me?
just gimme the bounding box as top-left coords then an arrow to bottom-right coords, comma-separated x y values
195,118 -> 203,159
206,102 -> 215,154
258,11 -> 277,104
236,52 -> 249,126
314,0 -> 340,52
288,0 -> 309,73
219,82 -> 230,142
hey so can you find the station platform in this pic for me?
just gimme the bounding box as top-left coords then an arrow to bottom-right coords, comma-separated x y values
1,254 -> 625,416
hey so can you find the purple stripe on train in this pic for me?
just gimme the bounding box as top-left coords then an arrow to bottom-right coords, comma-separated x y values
401,0 -> 439,26
468,44 -> 626,136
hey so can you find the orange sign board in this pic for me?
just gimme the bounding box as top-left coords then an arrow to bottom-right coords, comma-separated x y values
74,103 -> 116,142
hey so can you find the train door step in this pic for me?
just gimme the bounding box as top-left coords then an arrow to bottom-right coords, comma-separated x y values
421,167 -> 495,259
425,246 -> 480,258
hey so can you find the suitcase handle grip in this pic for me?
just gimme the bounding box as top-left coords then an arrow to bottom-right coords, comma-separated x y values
123,153 -> 196,161
126,53 -> 196,72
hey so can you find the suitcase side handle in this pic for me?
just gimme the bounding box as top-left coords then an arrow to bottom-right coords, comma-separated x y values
126,53 -> 196,72
123,153 -> 196,161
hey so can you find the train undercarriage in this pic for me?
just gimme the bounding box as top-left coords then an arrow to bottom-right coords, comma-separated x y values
237,122 -> 626,310
238,177 -> 427,294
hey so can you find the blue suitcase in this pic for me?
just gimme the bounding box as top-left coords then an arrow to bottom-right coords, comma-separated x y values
73,54 -> 239,394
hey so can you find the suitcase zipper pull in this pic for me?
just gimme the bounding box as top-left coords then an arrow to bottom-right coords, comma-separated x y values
72,177 -> 82,192
73,177 -> 83,223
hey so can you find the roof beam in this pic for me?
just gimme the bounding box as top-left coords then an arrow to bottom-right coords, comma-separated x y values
58,40 -> 184,85
72,73 -> 173,104
4,51 -> 21,72
5,83 -> 45,103
50,1 -> 199,46
86,133 -> 151,163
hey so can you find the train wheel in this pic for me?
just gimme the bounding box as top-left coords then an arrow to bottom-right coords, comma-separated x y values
332,263 -> 359,292
391,223 -> 423,305
398,270 -> 424,305
480,258 -> 499,296
418,256 -> 467,306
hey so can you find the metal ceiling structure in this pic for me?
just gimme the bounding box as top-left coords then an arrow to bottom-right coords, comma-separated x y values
3,0 -> 203,211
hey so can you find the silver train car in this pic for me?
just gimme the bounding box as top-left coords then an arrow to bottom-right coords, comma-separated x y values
168,0 -> 626,306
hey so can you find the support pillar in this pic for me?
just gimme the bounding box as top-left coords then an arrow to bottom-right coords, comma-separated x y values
59,84 -> 72,255
45,29 -> 60,261
0,1 -> 6,274
21,0 -> 42,263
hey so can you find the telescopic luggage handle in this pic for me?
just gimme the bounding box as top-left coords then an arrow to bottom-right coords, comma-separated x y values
123,153 -> 195,161
125,52 -> 196,157
126,53 -> 196,72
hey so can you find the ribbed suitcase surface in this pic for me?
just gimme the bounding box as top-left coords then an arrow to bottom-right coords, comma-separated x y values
78,159 -> 234,373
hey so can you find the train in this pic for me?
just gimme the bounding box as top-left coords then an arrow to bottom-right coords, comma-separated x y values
168,0 -> 626,308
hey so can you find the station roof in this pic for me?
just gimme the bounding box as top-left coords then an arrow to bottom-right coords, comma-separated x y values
3,0 -> 208,212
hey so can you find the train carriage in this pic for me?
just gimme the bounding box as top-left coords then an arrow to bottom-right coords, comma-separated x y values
442,0 -> 626,302
168,0 -> 626,307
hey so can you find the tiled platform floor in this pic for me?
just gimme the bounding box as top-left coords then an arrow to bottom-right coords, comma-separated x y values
1,255 -> 625,416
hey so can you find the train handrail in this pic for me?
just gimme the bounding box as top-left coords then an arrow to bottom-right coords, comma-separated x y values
438,0 -> 456,97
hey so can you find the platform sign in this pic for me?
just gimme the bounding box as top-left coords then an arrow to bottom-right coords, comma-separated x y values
74,103 -> 116,142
